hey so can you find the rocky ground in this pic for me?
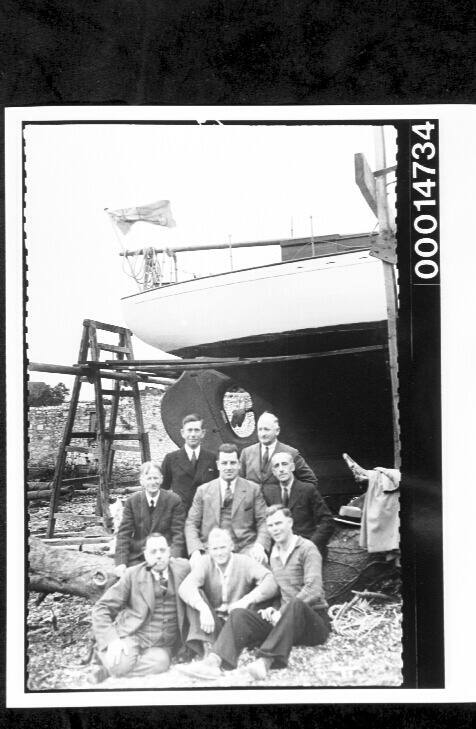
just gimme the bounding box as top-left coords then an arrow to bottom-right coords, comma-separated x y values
27,496 -> 403,691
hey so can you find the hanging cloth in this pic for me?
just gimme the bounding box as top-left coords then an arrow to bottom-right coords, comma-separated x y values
360,467 -> 400,553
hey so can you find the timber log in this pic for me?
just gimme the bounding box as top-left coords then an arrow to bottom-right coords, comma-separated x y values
28,538 -> 118,602
28,525 -> 397,605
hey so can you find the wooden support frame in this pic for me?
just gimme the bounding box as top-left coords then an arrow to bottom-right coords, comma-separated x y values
45,320 -> 151,538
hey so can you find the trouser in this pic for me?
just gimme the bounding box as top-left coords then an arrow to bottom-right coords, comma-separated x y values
185,598 -> 227,649
213,597 -> 330,669
98,636 -> 172,678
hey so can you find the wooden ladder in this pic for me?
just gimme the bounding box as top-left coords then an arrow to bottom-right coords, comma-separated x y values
45,319 -> 151,537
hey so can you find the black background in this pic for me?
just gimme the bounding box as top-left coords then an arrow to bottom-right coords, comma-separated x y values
1,0 -> 475,725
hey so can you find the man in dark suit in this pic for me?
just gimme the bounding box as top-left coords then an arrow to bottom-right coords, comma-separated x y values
263,451 -> 334,556
185,443 -> 269,568
161,413 -> 218,512
239,411 -> 318,488
114,461 -> 186,577
92,533 -> 194,680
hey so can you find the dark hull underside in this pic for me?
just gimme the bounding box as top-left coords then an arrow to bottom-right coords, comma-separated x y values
161,320 -> 394,511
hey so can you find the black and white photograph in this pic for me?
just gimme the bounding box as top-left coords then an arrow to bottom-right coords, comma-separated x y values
6,105 -> 472,706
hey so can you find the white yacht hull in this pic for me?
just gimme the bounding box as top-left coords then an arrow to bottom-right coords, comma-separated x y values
121,251 -> 387,353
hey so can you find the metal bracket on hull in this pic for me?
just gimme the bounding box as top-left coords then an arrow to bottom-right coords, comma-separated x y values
369,230 -> 397,265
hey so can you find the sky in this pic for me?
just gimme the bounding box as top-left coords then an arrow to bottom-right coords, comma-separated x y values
24,122 -> 396,396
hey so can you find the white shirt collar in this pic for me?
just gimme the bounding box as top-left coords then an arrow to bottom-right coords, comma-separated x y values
281,477 -> 294,492
214,553 -> 234,578
151,566 -> 169,582
219,478 -> 237,500
214,555 -> 234,602
261,441 -> 277,457
145,491 -> 160,507
184,444 -> 201,460
271,533 -> 299,566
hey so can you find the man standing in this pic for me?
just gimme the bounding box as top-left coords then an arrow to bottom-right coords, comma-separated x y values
185,443 -> 269,567
114,461 -> 186,577
263,452 -> 334,557
161,413 -> 218,512
178,528 -> 278,655
182,505 -> 330,680
92,533 -> 193,680
239,411 -> 318,488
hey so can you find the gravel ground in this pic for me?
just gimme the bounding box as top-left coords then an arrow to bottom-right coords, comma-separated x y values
27,495 -> 403,691
27,592 -> 402,691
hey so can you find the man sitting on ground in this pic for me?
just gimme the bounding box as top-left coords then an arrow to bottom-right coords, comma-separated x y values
114,461 -> 186,577
178,527 -> 278,657
263,451 -> 334,557
92,533 -> 192,681
182,504 -> 330,680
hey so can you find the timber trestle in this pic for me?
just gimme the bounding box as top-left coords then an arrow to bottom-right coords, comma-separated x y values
46,320 -> 150,538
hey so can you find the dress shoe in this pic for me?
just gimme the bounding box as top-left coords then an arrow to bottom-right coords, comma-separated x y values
177,655 -> 222,680
247,658 -> 270,680
89,664 -> 109,685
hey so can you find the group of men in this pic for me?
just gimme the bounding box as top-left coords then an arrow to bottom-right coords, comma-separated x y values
92,411 -> 335,683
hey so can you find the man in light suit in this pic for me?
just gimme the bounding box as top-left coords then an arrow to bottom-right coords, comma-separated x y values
185,443 -> 269,568
239,411 -> 318,488
161,413 -> 218,512
178,528 -> 278,657
114,461 -> 186,577
92,533 -> 194,681
263,451 -> 334,557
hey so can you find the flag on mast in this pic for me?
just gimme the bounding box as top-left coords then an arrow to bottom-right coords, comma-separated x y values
106,199 -> 176,234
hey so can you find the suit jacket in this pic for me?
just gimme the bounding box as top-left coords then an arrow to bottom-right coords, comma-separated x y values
115,489 -> 186,566
92,558 -> 191,652
161,447 -> 218,512
239,440 -> 318,488
185,476 -> 269,555
262,478 -> 334,555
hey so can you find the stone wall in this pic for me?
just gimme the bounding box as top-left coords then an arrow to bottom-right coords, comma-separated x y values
28,389 -> 176,483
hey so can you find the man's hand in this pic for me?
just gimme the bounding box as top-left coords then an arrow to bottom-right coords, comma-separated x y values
114,564 -> 127,578
248,543 -> 267,564
190,550 -> 205,570
258,607 -> 281,626
106,638 -> 129,666
198,604 -> 215,634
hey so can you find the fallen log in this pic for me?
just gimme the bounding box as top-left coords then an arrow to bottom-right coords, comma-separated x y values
28,537 -> 117,602
28,525 -> 398,605
28,481 -> 51,491
41,536 -> 112,546
109,486 -> 142,496
27,479 -> 94,491
27,486 -> 74,501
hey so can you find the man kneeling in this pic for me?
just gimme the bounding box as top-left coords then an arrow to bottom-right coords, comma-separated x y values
92,533 -> 191,680
181,505 -> 330,680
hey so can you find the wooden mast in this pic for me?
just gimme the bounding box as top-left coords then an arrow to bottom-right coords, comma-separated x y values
355,133 -> 400,468
373,128 -> 400,469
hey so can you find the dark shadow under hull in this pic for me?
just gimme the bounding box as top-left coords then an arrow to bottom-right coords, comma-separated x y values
161,320 -> 394,511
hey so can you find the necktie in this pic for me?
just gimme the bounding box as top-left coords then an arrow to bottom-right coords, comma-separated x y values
149,499 -> 155,513
262,446 -> 269,470
282,486 -> 289,507
159,571 -> 168,592
223,483 -> 233,508
190,450 -> 197,468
